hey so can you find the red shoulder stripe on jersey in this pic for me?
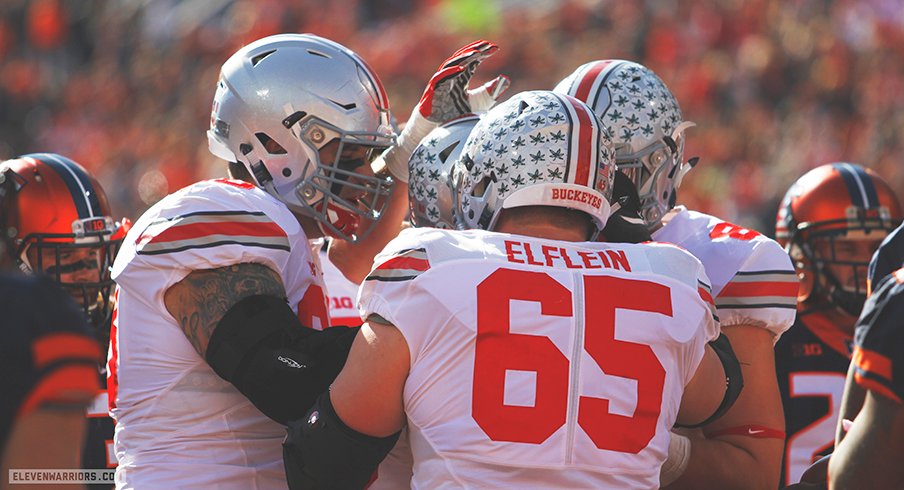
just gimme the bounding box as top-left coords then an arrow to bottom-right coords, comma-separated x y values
366,248 -> 430,282
213,178 -> 257,190
136,211 -> 291,255
697,285 -> 719,322
719,280 -> 799,299
853,373 -> 903,405
143,221 -> 287,244
376,255 -> 430,272
17,364 -> 100,418
852,346 -> 892,381
32,333 -> 102,370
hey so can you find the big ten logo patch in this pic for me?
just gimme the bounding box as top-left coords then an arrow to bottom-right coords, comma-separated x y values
328,296 -> 355,310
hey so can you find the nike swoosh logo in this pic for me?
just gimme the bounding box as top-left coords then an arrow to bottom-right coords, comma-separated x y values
748,429 -> 764,435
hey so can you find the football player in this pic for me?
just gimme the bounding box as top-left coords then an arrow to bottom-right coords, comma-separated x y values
366,111 -> 510,490
107,34 -> 502,488
0,161 -> 102,480
833,218 -> 904,448
555,60 -> 797,489
284,91 -> 742,489
2,153 -> 130,481
828,264 -> 904,488
3,153 -> 124,331
773,163 -> 901,486
867,220 -> 904,293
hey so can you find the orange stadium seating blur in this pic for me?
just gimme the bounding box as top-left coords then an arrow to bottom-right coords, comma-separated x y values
1,0 -> 903,235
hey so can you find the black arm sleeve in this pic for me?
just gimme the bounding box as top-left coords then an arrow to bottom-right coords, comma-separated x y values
676,333 -> 744,429
206,294 -> 359,424
283,392 -> 400,490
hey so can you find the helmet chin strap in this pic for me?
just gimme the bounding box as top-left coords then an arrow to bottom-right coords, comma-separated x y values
819,266 -> 866,318
828,287 -> 865,318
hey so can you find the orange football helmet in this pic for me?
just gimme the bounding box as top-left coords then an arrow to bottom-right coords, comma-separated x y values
1,153 -> 124,328
776,163 -> 902,315
0,166 -> 21,269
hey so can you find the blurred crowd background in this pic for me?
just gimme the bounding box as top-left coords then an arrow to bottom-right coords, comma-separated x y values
2,0 -> 903,236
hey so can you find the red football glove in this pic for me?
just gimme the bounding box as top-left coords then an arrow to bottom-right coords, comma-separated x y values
380,40 -> 509,182
417,40 -> 509,121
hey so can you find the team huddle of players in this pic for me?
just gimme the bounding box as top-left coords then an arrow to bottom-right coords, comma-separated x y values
1,33 -> 902,490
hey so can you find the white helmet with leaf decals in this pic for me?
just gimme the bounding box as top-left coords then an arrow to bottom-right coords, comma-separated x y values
554,60 -> 696,228
454,90 -> 616,235
408,115 -> 480,228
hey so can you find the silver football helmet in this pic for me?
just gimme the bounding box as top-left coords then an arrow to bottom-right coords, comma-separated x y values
208,33 -> 396,242
408,115 -> 480,229
554,60 -> 695,228
454,90 -> 616,235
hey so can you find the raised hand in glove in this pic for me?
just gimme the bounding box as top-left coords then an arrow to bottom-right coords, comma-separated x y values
382,40 -> 509,182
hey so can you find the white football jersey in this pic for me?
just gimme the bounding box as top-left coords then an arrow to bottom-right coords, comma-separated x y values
654,206 -> 797,338
359,228 -> 720,489
312,238 -> 364,326
107,179 -> 330,489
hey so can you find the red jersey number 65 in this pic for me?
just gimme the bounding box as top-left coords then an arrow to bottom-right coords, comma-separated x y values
471,268 -> 670,453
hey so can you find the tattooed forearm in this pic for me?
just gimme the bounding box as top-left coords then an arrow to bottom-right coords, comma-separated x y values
164,263 -> 286,357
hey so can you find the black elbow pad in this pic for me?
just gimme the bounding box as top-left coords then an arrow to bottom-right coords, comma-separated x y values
206,295 -> 359,424
284,392 -> 400,490
677,333 -> 744,429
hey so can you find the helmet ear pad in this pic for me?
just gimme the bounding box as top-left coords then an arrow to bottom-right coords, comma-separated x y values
788,242 -> 815,303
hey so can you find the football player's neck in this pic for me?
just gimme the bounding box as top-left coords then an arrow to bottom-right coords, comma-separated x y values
804,297 -> 858,334
495,210 -> 591,242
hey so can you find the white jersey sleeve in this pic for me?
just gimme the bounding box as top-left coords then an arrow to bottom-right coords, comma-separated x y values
359,228 -> 718,489
112,179 -> 329,331
654,206 -> 797,339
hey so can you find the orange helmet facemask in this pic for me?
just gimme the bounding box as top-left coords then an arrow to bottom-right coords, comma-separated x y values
776,163 -> 902,316
2,153 -> 124,330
